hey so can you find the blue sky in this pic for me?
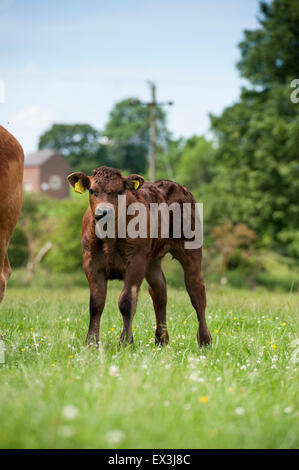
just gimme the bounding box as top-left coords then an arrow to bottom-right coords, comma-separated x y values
0,0 -> 260,153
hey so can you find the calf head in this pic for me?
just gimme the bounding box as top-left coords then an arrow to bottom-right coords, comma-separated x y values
67,166 -> 144,222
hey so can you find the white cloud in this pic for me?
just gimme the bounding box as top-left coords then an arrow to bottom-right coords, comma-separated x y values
7,106 -> 54,153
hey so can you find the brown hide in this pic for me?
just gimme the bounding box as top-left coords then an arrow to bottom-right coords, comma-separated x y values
0,126 -> 24,302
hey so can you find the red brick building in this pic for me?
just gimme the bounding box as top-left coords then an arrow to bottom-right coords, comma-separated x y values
23,150 -> 71,199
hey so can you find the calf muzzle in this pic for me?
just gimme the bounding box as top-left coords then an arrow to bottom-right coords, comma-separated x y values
95,205 -> 114,221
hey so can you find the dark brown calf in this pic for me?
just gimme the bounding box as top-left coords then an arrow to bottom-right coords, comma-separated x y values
68,166 -> 211,347
0,126 -> 24,303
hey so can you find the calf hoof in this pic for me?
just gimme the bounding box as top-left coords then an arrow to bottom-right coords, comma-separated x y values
198,330 -> 212,347
155,330 -> 169,346
86,333 -> 99,347
119,331 -> 134,346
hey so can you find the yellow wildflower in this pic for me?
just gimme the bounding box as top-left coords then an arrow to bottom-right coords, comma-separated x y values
199,396 -> 209,403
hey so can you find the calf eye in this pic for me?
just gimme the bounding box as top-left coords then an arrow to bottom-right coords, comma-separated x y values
89,188 -> 94,195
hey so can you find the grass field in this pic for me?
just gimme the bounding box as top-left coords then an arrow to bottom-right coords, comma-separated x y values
0,273 -> 298,449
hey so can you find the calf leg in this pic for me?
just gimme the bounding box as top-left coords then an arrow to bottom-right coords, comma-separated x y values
172,249 -> 211,346
146,260 -> 169,345
86,271 -> 107,346
118,256 -> 146,344
184,269 -> 211,346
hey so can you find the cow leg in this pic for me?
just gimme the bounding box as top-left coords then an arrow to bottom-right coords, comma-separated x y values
86,271 -> 107,346
118,256 -> 146,345
146,259 -> 169,345
0,263 -> 5,304
172,249 -> 211,347
3,254 -> 12,282
0,234 -> 10,304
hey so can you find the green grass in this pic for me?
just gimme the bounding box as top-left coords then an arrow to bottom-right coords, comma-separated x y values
0,272 -> 298,449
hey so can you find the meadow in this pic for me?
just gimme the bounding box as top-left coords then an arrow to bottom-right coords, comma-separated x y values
0,270 -> 298,449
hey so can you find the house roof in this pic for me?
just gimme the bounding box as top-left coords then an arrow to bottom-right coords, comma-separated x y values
24,149 -> 59,167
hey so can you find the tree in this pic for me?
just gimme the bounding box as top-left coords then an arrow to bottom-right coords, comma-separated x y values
237,0 -> 299,87
156,138 -> 184,181
175,136 -> 216,190
103,98 -> 170,174
210,0 -> 299,256
38,123 -> 108,174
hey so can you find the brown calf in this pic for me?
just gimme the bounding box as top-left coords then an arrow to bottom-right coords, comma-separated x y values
0,126 -> 24,302
68,166 -> 211,347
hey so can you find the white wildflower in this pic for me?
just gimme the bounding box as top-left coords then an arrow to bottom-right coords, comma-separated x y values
109,365 -> 119,377
62,405 -> 78,421
106,430 -> 125,445
189,373 -> 199,382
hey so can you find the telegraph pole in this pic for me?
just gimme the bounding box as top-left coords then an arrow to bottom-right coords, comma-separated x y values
149,82 -> 157,182
131,82 -> 173,181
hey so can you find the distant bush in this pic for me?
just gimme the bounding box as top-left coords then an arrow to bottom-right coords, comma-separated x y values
8,267 -> 88,289
8,227 -> 29,267
209,221 -> 256,281
44,193 -> 89,272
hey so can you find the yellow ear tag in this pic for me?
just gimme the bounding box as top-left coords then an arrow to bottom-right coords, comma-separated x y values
132,179 -> 140,190
74,179 -> 85,194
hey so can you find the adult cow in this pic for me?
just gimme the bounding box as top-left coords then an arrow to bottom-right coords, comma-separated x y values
68,166 -> 211,347
0,126 -> 24,303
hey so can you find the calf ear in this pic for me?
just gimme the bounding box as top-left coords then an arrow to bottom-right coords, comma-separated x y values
67,172 -> 90,194
125,174 -> 145,191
